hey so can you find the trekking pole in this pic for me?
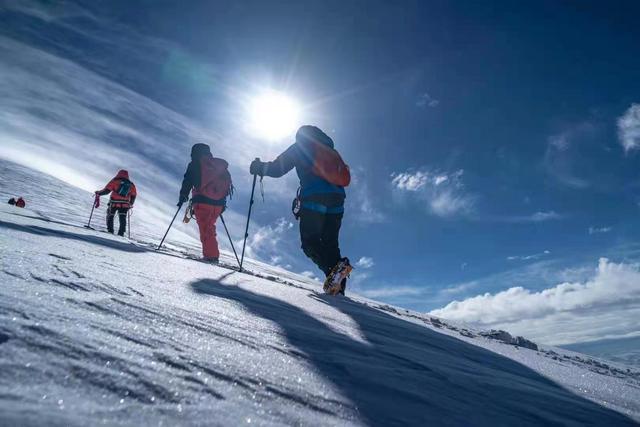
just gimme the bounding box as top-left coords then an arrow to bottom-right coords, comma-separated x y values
127,209 -> 131,239
157,204 -> 182,250
239,164 -> 259,271
220,214 -> 241,268
85,197 -> 96,229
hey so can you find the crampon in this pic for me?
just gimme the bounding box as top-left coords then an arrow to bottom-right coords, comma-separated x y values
323,257 -> 353,295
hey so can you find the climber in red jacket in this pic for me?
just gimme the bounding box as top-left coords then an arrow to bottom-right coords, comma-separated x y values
95,170 -> 137,236
178,144 -> 232,264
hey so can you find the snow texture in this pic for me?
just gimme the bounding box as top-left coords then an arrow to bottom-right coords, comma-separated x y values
1,160 -> 639,426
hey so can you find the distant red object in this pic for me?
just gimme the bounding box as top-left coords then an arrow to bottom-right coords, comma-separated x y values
15,197 -> 25,208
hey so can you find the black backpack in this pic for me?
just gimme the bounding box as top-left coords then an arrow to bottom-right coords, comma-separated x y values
117,180 -> 132,197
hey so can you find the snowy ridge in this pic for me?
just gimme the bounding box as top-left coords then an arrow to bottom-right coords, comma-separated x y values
375,305 -> 640,384
1,162 -> 639,426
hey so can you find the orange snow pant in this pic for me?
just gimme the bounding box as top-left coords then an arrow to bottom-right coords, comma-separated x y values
193,204 -> 224,259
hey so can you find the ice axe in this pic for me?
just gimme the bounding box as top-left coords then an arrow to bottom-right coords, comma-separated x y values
85,194 -> 99,229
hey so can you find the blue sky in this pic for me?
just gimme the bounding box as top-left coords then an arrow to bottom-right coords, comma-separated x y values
2,0 -> 640,345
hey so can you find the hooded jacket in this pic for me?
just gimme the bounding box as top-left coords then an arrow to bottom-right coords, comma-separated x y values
180,144 -> 231,206
96,170 -> 137,207
262,126 -> 346,199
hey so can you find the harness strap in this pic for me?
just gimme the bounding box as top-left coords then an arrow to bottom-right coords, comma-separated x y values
301,201 -> 344,215
191,194 -> 227,206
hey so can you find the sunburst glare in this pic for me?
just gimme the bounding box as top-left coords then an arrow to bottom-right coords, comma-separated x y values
247,91 -> 300,141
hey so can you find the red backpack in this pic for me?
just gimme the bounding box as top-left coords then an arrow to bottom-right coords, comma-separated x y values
311,142 -> 351,187
194,157 -> 233,200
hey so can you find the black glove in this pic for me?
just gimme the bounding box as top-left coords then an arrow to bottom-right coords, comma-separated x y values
250,159 -> 265,176
177,194 -> 188,207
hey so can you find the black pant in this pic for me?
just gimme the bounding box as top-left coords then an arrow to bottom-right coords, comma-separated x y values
107,206 -> 129,236
299,194 -> 344,276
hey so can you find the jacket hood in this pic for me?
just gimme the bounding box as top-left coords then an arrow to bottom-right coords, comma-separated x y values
296,125 -> 334,149
115,170 -> 129,180
191,143 -> 211,160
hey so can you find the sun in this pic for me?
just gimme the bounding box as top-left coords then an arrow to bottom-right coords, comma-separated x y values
247,91 -> 300,141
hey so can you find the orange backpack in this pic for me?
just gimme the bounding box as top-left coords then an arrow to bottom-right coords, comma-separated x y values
196,157 -> 233,200
311,142 -> 351,187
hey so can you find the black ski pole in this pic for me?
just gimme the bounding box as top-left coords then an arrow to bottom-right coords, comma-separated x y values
128,209 -> 131,239
157,205 -> 182,250
85,200 -> 96,229
220,214 -> 241,268
240,166 -> 259,271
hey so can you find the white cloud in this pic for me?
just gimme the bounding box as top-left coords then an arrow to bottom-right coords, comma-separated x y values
391,170 -> 560,222
348,271 -> 372,288
618,103 -> 640,153
544,122 -> 596,189
2,0 -> 91,23
242,218 -> 294,261
530,211 -> 561,222
507,250 -> 551,261
433,175 -> 448,185
438,281 -> 477,296
416,93 -> 439,108
347,167 -> 386,224
359,286 -> 423,299
430,192 -> 471,217
391,169 -> 474,217
589,226 -> 612,235
300,271 -> 320,282
546,122 -> 595,153
430,258 -> 640,345
391,171 -> 429,191
355,257 -> 374,269
548,133 -> 571,151
503,211 -> 563,223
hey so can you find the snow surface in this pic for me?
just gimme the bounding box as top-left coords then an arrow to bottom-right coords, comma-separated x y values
1,161 -> 639,426
562,336 -> 640,368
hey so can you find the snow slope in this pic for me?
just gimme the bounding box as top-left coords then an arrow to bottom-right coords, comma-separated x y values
562,336 -> 640,368
1,162 -> 639,426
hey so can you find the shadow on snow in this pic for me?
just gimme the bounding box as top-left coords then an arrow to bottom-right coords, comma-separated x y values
1,215 -> 634,425
190,278 -> 635,427
0,220 -> 146,254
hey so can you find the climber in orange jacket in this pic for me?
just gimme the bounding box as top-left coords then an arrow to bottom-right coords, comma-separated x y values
95,170 -> 137,236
